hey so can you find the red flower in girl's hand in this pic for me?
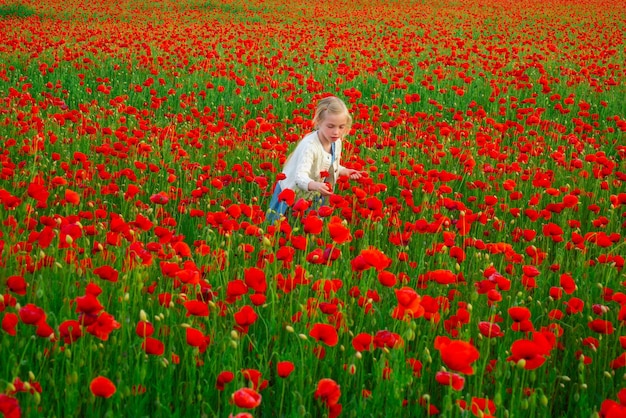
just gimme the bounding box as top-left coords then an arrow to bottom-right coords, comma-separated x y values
324,183 -> 332,192
320,170 -> 329,178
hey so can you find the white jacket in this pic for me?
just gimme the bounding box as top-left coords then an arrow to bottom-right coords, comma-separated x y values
278,131 -> 344,195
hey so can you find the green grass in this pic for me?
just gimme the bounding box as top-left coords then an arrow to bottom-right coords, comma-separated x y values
0,0 -> 624,416
0,3 -> 36,18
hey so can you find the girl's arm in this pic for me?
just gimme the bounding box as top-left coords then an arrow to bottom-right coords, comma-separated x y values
338,166 -> 363,179
336,141 -> 362,180
294,142 -> 333,195
293,142 -> 316,191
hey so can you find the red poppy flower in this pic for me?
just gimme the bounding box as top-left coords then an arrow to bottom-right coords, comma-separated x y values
600,389 -> 626,418
215,371 -> 234,390
6,276 -> 27,296
478,321 -> 504,338
522,265 -> 540,277
150,192 -> 169,205
59,319 -> 83,344
435,371 -> 465,391
275,246 -> 295,267
278,188 -> 295,206
352,333 -> 373,351
27,182 -> 49,202
600,399 -> 626,417
173,241 -> 192,258
423,269 -> 458,285
65,189 -> 80,205
157,292 -> 173,307
560,273 -> 577,294
18,304 -> 45,325
292,198 -> 311,215
407,358 -> 423,377
93,265 -> 119,282
226,280 -> 248,303
303,215 -> 324,235
276,361 -> 295,378
249,294 -> 266,306
234,305 -> 258,333
135,321 -> 154,337
392,287 -> 424,319
328,219 -> 352,244
86,312 -> 120,341
244,267 -> 267,293
351,247 -> 392,272
468,397 -> 497,417
550,287 -> 563,300
588,319 -> 614,334
132,213 -> 153,231
86,282 -> 103,296
449,246 -> 466,263
434,336 -> 480,374
542,222 -> 564,241
314,378 -> 341,407
377,270 -> 397,287
241,369 -> 268,391
361,247 -> 392,271
507,332 -> 553,369
508,306 -> 534,332
290,235 -> 307,250
184,300 -> 209,317
309,323 -> 339,346
90,376 -> 116,398
312,278 -> 343,298
1,313 -> 18,336
232,387 -> 261,409
75,294 -> 104,315
141,337 -> 165,355
350,255 -> 370,272
36,226 -> 55,249
508,306 -> 532,323
373,330 -> 403,349
0,394 -> 20,418
565,297 -> 584,314
306,248 -> 325,265
318,205 -> 334,217
185,326 -> 210,352
32,320 -> 52,338
610,353 -> 626,369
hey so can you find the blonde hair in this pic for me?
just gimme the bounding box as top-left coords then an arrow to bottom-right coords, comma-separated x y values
281,96 -> 352,168
312,96 -> 352,134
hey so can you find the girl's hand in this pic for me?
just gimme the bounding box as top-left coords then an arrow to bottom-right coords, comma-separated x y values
346,169 -> 364,180
308,181 -> 333,196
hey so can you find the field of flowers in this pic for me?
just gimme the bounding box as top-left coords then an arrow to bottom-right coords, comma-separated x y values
0,0 -> 624,416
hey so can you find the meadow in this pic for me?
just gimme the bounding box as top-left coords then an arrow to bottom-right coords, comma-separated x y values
0,0 -> 624,416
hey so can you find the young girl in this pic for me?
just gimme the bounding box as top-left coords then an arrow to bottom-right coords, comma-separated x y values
267,96 -> 362,222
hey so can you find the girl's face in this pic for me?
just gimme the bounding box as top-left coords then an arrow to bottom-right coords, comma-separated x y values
317,112 -> 349,144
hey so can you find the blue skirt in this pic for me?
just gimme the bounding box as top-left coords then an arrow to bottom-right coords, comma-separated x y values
266,182 -> 288,223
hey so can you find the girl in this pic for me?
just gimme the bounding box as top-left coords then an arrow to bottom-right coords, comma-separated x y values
267,96 -> 362,222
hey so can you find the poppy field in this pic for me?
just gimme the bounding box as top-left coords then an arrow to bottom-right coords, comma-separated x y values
0,0 -> 625,416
